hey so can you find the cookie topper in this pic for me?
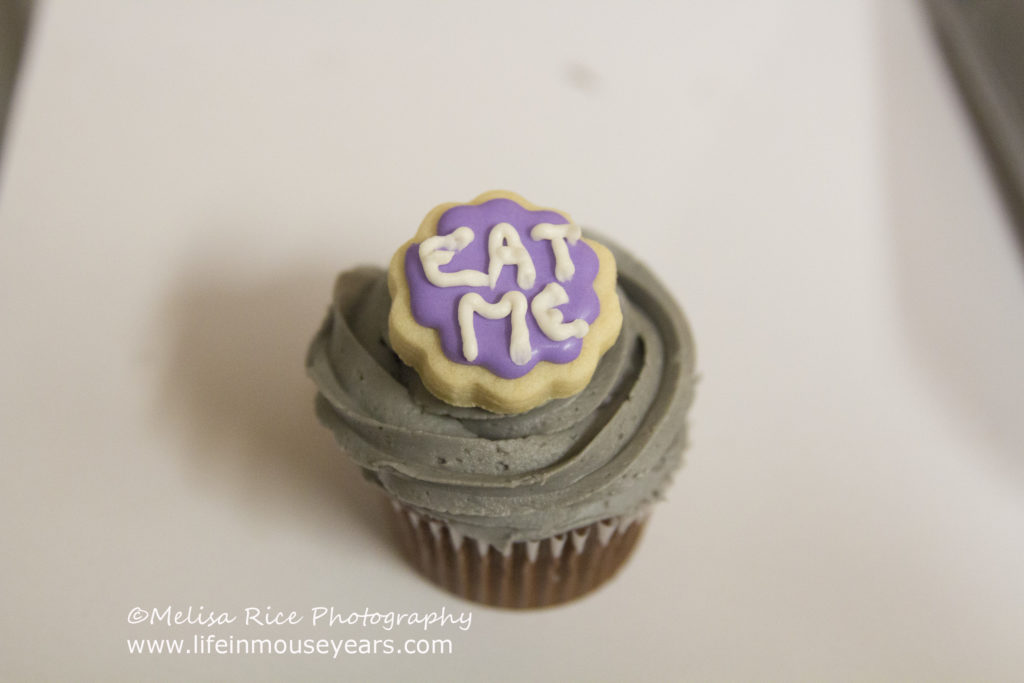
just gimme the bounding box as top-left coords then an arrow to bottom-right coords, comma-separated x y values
388,190 -> 622,413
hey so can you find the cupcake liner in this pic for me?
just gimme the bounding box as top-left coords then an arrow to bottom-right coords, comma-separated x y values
389,501 -> 648,609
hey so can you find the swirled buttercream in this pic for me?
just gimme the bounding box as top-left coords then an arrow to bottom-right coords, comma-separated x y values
307,235 -> 696,548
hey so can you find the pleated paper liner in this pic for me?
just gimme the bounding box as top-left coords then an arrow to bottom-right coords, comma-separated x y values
389,501 -> 648,609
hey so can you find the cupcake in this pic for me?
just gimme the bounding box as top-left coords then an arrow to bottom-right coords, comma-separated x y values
307,190 -> 696,608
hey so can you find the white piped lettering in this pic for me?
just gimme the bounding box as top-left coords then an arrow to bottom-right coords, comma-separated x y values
422,221 -> 594,362
531,282 -> 590,341
458,291 -> 531,365
530,222 -> 581,282
418,226 -> 488,287
487,223 -> 536,289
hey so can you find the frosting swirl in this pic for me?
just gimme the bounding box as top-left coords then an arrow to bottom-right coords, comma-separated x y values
307,235 -> 697,548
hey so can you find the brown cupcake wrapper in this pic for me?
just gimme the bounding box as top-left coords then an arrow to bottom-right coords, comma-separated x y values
389,501 -> 648,609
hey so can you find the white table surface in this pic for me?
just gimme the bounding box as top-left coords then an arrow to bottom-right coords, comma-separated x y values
2,1 -> 1023,680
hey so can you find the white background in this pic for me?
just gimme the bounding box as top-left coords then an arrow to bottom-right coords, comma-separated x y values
2,1 -> 1023,680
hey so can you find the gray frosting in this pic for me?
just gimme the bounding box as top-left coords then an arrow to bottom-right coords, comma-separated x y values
306,235 -> 697,548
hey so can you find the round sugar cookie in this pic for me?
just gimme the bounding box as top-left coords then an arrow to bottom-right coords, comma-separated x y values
387,190 -> 622,414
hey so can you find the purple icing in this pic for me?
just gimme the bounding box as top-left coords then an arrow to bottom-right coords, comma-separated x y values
405,198 -> 601,379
